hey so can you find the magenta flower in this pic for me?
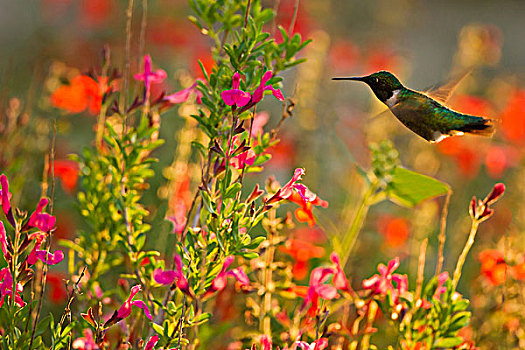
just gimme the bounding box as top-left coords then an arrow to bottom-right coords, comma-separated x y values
252,71 -> 285,104
104,285 -> 152,327
0,267 -> 24,308
203,256 -> 250,298
362,257 -> 408,304
26,233 -> 63,265
26,198 -> 56,232
144,335 -> 159,350
330,253 -> 350,292
134,55 -> 167,98
0,175 -> 12,216
153,254 -> 193,297
221,72 -> 251,107
0,222 -> 8,259
301,267 -> 339,315
72,329 -> 99,350
295,338 -> 328,350
165,80 -> 203,104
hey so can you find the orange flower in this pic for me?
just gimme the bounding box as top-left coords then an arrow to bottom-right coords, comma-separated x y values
437,138 -> 480,178
288,191 -> 328,227
54,159 -> 79,193
51,75 -> 109,115
478,249 -> 507,286
280,239 -> 325,280
46,272 -> 68,304
500,90 -> 525,144
377,215 -> 410,247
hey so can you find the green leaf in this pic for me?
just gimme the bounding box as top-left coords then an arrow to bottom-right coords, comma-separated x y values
223,182 -> 242,199
152,322 -> 164,335
433,336 -> 463,348
386,167 -> 450,207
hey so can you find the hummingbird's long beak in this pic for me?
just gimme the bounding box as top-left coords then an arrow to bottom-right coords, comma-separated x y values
332,76 -> 366,82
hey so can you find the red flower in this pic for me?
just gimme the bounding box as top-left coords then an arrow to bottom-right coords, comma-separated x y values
72,328 -> 99,350
134,55 -> 167,100
51,75 -> 109,115
478,249 -> 506,286
221,72 -> 251,107
280,239 -> 325,280
500,90 -> 525,144
46,272 -> 68,304
437,138 -> 480,178
288,191 -> 328,227
329,40 -> 360,74
330,252 -> 350,292
377,215 -> 410,248
54,159 -> 79,193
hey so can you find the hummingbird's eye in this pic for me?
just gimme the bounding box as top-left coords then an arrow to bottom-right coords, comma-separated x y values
373,77 -> 379,83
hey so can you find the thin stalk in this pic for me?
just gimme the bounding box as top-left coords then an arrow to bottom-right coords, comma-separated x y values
415,238 -> 428,300
261,209 -> 277,338
340,181 -> 379,268
452,220 -> 480,289
121,0 -> 134,134
30,120 -> 56,350
436,190 -> 452,275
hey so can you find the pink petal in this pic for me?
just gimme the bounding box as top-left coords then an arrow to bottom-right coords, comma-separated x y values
132,300 -> 152,320
0,175 -> 11,215
36,249 -> 64,265
362,275 -> 380,290
317,284 -> 338,300
0,222 -> 7,258
145,335 -> 159,350
165,88 -> 191,104
153,268 -> 176,285
227,267 -> 250,286
232,72 -> 241,90
27,198 -> 49,227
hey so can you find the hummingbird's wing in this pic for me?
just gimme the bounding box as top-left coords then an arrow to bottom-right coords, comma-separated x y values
422,70 -> 471,104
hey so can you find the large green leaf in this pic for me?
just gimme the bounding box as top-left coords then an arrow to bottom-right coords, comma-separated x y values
386,167 -> 450,207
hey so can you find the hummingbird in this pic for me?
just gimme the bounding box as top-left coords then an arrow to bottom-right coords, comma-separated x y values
332,71 -> 494,143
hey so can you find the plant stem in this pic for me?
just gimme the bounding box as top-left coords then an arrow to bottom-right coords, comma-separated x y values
261,209 -> 277,338
340,181 -> 378,268
436,190 -> 452,275
452,219 -> 480,289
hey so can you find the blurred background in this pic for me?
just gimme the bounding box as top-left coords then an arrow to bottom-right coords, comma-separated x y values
1,0 -> 525,347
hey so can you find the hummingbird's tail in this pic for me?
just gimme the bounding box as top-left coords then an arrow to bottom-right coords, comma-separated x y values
454,115 -> 495,137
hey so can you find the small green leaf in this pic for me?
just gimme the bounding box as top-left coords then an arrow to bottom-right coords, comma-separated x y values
386,167 -> 450,207
433,336 -> 463,348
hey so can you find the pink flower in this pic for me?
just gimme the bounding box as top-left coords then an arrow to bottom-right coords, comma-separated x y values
221,72 -> 251,107
134,54 -> 167,98
0,174 -> 12,216
0,267 -> 24,308
204,256 -> 250,298
153,254 -> 193,297
72,329 -> 99,350
279,168 -> 317,202
0,222 -> 8,259
295,338 -> 328,350
36,250 -> 65,265
144,335 -> 159,350
434,272 -> 449,299
26,233 -> 64,266
301,267 -> 339,315
165,80 -> 203,104
362,257 -> 408,304
230,148 -> 256,169
104,285 -> 152,327
330,253 -> 350,292
251,71 -> 284,104
27,198 -> 56,232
